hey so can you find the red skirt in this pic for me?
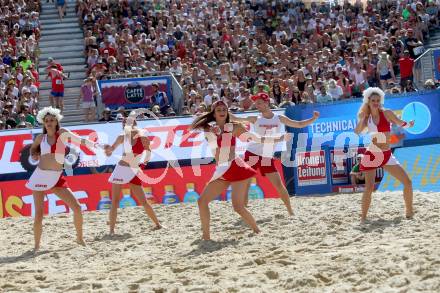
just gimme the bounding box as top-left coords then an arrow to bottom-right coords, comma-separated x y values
211,157 -> 257,182
359,149 -> 399,171
54,174 -> 69,188
243,150 -> 278,175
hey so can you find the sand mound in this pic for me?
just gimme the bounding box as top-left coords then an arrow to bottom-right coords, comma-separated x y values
1,191 -> 440,292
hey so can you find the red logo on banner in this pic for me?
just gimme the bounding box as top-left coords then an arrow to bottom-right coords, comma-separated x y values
296,150 -> 327,186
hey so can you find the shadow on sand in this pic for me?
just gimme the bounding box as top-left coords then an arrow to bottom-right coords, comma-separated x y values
184,238 -> 239,257
355,217 -> 404,233
0,246 -> 75,265
93,233 -> 133,242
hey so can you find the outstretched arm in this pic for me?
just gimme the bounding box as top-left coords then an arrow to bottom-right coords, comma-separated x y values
279,111 -> 320,128
234,123 -> 288,144
105,134 -> 124,156
58,128 -> 100,150
384,110 -> 414,128
229,113 -> 258,124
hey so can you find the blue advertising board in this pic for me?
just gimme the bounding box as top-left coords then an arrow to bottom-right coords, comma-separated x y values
378,144 -> 440,192
284,90 -> 440,195
285,90 -> 440,149
434,49 -> 440,81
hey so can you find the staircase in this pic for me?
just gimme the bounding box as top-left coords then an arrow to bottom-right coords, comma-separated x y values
38,0 -> 86,124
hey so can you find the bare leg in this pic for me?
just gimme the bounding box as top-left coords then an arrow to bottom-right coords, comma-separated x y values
83,109 -> 89,122
198,180 -> 229,240
52,187 -> 85,245
361,170 -> 376,223
58,6 -> 63,20
129,183 -> 161,229
59,97 -> 64,112
89,108 -> 96,121
243,179 -> 251,207
33,191 -> 45,252
231,179 -> 260,234
383,165 -> 413,218
54,96 -> 60,110
109,184 -> 122,235
49,95 -> 55,108
265,172 -> 293,216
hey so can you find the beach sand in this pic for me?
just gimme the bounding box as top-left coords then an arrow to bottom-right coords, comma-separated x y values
1,191 -> 439,292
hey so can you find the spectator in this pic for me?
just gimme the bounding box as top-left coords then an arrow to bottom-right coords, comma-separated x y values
73,0 -> 439,118
203,85 -> 215,107
424,79 -> 437,90
47,65 -> 67,112
399,50 -> 415,90
150,83 -> 170,116
327,79 -> 343,101
57,0 -> 67,21
403,79 -> 417,93
350,156 -> 366,186
404,29 -> 424,59
115,106 -> 127,120
0,1 -> 40,129
99,108 -> 115,122
77,77 -> 96,122
16,102 -> 35,127
377,52 -> 396,90
316,85 -> 332,103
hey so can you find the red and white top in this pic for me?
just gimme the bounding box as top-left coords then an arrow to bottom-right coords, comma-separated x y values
123,135 -> 145,156
367,110 -> 391,133
247,114 -> 285,157
40,132 -> 65,155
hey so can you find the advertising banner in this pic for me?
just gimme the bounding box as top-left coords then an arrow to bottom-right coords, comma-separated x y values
0,110 -> 285,181
97,76 -> 173,110
296,150 -> 327,186
0,161 -> 284,218
433,49 -> 440,81
285,90 -> 440,148
0,110 -> 288,218
330,149 -> 349,185
378,144 -> 440,192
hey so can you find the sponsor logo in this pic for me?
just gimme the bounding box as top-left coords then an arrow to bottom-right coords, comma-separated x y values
124,82 -> 145,103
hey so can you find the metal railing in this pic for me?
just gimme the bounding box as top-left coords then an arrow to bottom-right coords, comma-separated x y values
413,46 -> 439,89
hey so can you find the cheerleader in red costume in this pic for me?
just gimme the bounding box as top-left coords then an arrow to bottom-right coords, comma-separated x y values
105,109 -> 161,235
354,87 -> 414,223
191,100 -> 288,240
231,92 -> 320,216
26,107 -> 100,252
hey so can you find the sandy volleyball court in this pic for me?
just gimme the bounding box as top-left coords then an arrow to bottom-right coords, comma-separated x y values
1,191 -> 439,292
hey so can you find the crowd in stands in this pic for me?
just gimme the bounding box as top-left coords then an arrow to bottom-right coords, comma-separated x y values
0,0 -> 41,130
2,1 -> 440,129
76,0 -> 440,121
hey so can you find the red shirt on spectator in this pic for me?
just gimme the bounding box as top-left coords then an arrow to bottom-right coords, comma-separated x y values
221,33 -> 232,44
176,43 -> 186,59
99,46 -> 116,56
31,69 -> 40,88
8,36 -> 16,48
50,69 -> 64,92
399,57 -> 414,78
